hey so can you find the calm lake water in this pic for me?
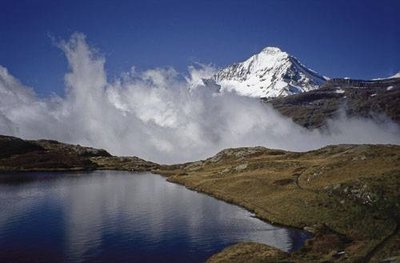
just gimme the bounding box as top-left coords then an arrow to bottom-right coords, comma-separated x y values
0,171 -> 310,263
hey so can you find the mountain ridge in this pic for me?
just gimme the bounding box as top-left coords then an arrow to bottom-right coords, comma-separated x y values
0,135 -> 158,172
214,47 -> 327,98
268,77 -> 400,129
212,47 -> 399,99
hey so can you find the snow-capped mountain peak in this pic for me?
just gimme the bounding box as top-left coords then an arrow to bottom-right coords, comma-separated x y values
389,72 -> 400,79
260,46 -> 286,55
214,47 -> 327,98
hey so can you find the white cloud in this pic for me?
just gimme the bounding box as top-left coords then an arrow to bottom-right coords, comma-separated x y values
0,33 -> 399,163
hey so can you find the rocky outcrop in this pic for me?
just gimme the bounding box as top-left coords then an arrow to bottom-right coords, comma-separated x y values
268,78 -> 400,128
0,135 -> 158,172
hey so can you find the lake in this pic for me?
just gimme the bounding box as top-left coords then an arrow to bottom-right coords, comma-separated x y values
0,171 -> 310,263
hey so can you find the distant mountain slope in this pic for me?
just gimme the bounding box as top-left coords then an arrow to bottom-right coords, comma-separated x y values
268,77 -> 400,128
0,135 -> 158,172
214,47 -> 327,98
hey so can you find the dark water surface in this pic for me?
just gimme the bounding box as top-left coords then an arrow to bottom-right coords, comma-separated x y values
0,171 -> 310,263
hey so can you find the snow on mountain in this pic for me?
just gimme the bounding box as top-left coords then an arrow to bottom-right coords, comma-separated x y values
372,71 -> 400,80
214,47 -> 328,98
389,72 -> 400,79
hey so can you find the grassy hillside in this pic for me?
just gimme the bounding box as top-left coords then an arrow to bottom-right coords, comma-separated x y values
1,134 -> 399,261
157,144 -> 400,262
0,135 -> 158,172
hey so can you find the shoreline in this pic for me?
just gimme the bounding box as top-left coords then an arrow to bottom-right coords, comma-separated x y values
1,135 -> 399,262
155,145 -> 400,262
157,171 -> 312,234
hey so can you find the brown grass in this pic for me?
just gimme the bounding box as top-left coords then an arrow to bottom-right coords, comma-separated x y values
157,144 -> 400,262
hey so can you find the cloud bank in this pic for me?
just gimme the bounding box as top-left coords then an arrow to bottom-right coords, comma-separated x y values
0,33 -> 399,163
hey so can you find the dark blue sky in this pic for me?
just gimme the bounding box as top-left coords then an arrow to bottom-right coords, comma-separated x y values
1,0 -> 399,96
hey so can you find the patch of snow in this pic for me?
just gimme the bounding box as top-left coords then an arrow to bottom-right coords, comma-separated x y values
373,71 -> 400,80
390,72 -> 400,79
387,86 -> 394,91
370,93 -> 376,97
335,88 -> 345,94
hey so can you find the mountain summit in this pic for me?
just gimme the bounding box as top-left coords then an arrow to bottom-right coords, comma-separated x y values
389,72 -> 400,79
214,47 -> 328,98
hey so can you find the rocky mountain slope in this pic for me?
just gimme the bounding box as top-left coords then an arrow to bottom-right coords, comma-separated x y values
214,47 -> 327,98
157,145 -> 400,262
0,135 -> 158,172
268,77 -> 400,129
213,47 -> 400,129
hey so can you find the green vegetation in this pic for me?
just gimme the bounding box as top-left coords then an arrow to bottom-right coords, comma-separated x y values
207,242 -> 288,263
157,145 -> 400,262
0,135 -> 158,172
2,134 -> 399,262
